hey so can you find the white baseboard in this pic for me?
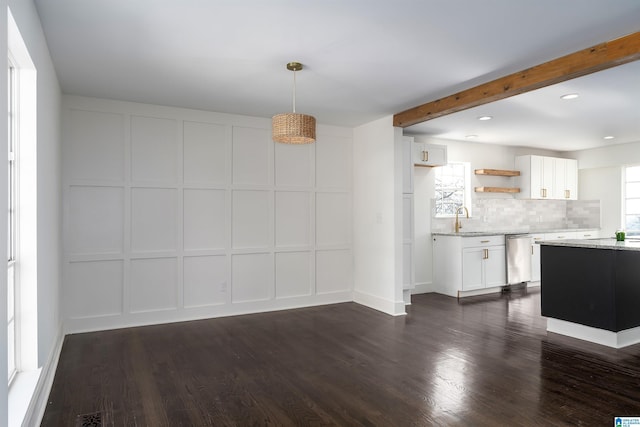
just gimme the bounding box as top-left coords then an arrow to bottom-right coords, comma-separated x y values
353,290 -> 406,316
547,318 -> 640,349
64,292 -> 354,335
411,281 -> 433,294
22,326 -> 64,426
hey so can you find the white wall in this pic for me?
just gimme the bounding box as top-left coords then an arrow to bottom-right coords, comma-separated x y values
62,96 -> 353,333
352,116 -> 404,315
579,168 -> 618,236
569,140 -> 640,237
8,0 -> 62,370
0,1 -> 62,425
570,140 -> 640,170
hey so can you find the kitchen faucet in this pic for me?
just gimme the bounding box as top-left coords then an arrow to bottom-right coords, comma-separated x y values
454,206 -> 469,233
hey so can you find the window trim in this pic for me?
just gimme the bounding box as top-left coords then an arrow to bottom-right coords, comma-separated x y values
434,162 -> 472,218
623,165 -> 640,236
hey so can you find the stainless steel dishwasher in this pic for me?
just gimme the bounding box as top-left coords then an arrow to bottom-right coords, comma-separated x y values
506,234 -> 532,284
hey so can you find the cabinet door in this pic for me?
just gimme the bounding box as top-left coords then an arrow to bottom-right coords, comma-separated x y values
462,247 -> 484,291
413,142 -> 447,167
529,156 -> 544,199
413,142 -> 427,166
530,234 -> 543,282
484,246 -> 506,288
423,144 -> 447,166
564,159 -> 578,200
541,156 -> 554,199
402,137 -> 414,193
553,158 -> 567,199
402,194 -> 414,289
403,242 -> 413,288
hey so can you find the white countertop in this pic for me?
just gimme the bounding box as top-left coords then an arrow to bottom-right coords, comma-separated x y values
432,228 -> 598,237
539,237 -> 640,251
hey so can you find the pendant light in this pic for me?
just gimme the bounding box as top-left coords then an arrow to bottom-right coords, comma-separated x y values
272,62 -> 316,144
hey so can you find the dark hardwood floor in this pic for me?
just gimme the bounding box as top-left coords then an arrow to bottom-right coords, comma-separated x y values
41,288 -> 640,426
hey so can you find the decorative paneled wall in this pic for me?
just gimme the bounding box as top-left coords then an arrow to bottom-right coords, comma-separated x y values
62,96 -> 353,333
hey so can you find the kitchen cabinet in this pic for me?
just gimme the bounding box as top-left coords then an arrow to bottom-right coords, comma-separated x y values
515,155 -> 577,200
530,229 -> 600,284
413,142 -> 447,167
530,234 -> 544,282
402,194 -> 414,295
462,244 -> 506,291
552,158 -> 578,199
402,136 -> 414,194
401,136 -> 414,304
433,234 -> 506,297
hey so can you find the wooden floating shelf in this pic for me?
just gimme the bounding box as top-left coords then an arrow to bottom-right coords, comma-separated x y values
474,169 -> 520,177
475,186 -> 520,193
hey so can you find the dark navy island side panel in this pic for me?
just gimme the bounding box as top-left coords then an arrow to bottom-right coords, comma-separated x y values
540,245 -> 617,331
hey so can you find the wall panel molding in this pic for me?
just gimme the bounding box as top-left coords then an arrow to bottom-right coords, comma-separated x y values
62,96 -> 354,333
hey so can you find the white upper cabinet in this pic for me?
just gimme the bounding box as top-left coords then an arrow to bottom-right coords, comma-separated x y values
562,158 -> 578,200
413,142 -> 447,167
516,155 -> 577,200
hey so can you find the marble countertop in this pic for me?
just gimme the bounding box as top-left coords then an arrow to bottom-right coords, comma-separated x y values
539,237 -> 640,251
432,228 -> 599,237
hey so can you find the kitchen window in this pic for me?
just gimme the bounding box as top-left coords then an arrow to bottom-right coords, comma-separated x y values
434,162 -> 471,217
624,165 -> 640,236
7,59 -> 16,383
7,8 -> 39,398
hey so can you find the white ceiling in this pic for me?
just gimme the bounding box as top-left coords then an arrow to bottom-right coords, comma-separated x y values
34,0 -> 640,151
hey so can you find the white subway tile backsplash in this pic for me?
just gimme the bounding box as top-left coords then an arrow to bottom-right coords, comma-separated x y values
431,199 -> 600,233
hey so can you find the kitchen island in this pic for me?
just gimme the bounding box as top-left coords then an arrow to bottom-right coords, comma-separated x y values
540,238 -> 640,348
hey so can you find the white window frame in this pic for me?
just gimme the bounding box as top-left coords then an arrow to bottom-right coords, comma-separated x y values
7,7 -> 38,387
7,57 -> 17,384
623,165 -> 640,236
434,162 -> 472,218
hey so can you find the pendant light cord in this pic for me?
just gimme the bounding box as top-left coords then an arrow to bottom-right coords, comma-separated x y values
292,69 -> 297,113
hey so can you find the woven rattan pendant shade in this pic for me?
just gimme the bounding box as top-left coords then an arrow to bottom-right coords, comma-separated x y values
272,113 -> 316,144
272,62 -> 316,144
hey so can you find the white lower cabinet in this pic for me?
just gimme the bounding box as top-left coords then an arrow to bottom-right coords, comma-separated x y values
462,245 -> 506,291
530,234 -> 544,282
529,229 -> 600,284
433,234 -> 506,297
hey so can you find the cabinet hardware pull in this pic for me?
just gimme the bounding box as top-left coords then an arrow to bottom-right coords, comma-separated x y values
480,240 -> 490,243
565,189 -> 570,198
584,234 -> 591,237
483,249 -> 488,259
531,245 -> 534,255
422,151 -> 429,162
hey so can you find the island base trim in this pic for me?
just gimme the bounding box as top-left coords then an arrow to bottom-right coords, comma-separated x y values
547,318 -> 640,349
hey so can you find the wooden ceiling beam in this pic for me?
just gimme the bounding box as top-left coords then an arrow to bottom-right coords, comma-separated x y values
393,31 -> 640,128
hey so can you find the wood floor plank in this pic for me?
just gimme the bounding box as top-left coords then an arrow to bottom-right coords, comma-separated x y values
41,289 -> 640,426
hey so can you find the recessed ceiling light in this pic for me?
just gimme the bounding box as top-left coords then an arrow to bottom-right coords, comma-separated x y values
478,115 -> 493,121
560,93 -> 579,100
604,135 -> 615,140
465,134 -> 478,139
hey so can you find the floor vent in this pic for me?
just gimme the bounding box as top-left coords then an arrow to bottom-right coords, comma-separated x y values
76,411 -> 102,427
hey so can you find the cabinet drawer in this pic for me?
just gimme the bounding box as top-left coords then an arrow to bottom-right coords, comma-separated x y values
461,235 -> 505,248
575,230 -> 599,239
531,234 -> 545,243
544,231 -> 578,240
